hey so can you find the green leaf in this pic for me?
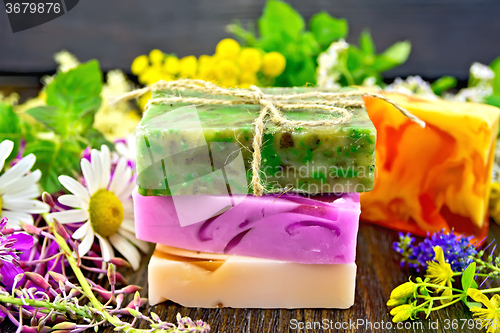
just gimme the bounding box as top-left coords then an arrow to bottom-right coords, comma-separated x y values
490,56 -> 500,95
287,56 -> 316,87
0,103 -> 22,162
431,76 -> 457,96
298,32 -> 320,56
309,11 -> 348,50
359,29 -> 375,56
24,139 -> 81,193
26,106 -> 67,134
45,60 -> 102,128
258,0 -> 304,40
467,302 -> 483,309
461,262 -> 476,293
372,41 -> 411,72
485,94 -> 500,108
86,128 -> 113,150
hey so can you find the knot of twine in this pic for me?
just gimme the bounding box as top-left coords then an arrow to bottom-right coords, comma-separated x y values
114,79 -> 425,196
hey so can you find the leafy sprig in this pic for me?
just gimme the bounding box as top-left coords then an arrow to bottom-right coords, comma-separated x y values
228,0 -> 410,87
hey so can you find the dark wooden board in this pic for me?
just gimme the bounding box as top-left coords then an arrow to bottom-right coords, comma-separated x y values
1,0 -> 500,80
2,221 -> 496,333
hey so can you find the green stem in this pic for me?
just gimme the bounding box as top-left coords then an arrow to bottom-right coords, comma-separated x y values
0,294 -> 91,319
418,283 -> 465,294
48,218 -> 153,333
427,297 -> 464,311
479,287 -> 500,294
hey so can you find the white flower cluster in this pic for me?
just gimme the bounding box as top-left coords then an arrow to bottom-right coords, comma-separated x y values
446,63 -> 495,103
385,76 -> 438,100
316,39 -> 349,89
384,62 -> 495,104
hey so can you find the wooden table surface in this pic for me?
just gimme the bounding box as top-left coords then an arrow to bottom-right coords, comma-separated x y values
2,222 -> 496,333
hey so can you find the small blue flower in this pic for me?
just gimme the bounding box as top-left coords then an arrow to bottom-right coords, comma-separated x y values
393,229 -> 477,272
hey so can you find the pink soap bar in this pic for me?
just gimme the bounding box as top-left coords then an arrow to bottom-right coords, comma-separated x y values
133,189 -> 360,264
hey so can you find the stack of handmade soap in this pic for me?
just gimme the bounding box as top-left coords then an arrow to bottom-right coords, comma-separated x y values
133,84 -> 376,308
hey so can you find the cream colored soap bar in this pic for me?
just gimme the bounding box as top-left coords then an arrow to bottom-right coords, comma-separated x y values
149,245 -> 357,309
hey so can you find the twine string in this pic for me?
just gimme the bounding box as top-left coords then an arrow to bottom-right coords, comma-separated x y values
113,79 -> 425,196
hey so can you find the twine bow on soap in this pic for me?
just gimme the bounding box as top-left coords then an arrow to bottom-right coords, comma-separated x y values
113,79 -> 425,196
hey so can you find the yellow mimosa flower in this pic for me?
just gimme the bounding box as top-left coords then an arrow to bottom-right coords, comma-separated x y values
131,55 -> 149,75
149,49 -> 164,65
215,38 -> 241,60
215,59 -> 239,81
179,55 -> 198,78
239,71 -> 257,85
220,78 -> 238,88
163,56 -> 180,75
238,48 -> 262,73
198,55 -> 213,66
262,52 -> 286,78
139,67 -> 163,85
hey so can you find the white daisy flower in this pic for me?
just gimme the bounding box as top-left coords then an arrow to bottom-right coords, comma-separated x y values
0,140 -> 49,228
48,145 -> 148,270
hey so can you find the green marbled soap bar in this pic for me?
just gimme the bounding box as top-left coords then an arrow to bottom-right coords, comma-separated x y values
136,87 -> 376,196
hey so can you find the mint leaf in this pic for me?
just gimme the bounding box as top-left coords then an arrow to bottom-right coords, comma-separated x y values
372,41 -> 411,72
431,76 -> 457,95
26,106 -> 67,134
309,12 -> 348,50
359,29 -> 375,56
24,139 -> 81,193
45,60 -> 102,133
0,103 -> 22,162
258,0 -> 304,40
86,128 -> 113,150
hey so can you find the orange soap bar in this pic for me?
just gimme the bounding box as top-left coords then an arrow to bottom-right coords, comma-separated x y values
361,92 -> 500,239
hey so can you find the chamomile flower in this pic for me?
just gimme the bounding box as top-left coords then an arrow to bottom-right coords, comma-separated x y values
0,140 -> 49,228
48,145 -> 148,270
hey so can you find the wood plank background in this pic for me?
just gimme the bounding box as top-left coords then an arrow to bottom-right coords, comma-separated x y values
1,221 -> 496,333
1,0 -> 500,79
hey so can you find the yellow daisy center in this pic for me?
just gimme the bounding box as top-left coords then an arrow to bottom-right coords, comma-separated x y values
89,189 -> 124,237
0,195 -> 2,211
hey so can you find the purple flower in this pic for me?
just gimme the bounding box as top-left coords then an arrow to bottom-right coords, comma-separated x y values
394,229 -> 477,272
0,217 -> 34,288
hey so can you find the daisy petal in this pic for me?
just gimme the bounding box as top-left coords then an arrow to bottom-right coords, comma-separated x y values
0,170 -> 41,196
1,199 -> 49,214
58,194 -> 87,210
109,234 -> 140,270
1,210 -> 33,226
96,234 -> 114,262
119,219 -> 135,233
118,228 -> 150,253
0,154 -> 36,190
72,221 -> 91,239
100,145 -> 111,190
2,186 -> 40,202
109,158 -> 127,194
78,227 -> 95,257
59,176 -> 90,203
47,209 -> 89,224
90,149 -> 103,191
0,140 -> 14,172
117,180 -> 136,202
81,159 -> 98,196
